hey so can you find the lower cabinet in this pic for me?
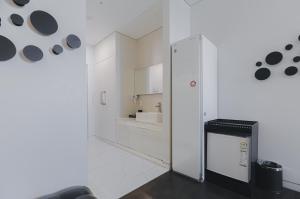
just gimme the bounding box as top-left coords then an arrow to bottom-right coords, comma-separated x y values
116,119 -> 165,162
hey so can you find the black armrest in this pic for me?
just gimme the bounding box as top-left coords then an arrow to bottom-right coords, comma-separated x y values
38,186 -> 96,199
76,194 -> 97,199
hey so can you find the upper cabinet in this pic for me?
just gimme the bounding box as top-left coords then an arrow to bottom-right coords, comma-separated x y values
134,64 -> 163,95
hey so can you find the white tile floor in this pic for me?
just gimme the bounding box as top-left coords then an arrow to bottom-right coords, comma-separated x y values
88,136 -> 168,199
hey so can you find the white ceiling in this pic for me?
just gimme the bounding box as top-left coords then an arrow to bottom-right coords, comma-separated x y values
184,0 -> 203,6
86,0 -> 162,45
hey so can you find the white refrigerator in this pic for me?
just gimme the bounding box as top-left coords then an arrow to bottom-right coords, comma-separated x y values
172,35 -> 218,181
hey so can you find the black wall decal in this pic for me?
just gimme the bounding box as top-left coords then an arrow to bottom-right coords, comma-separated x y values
66,34 -> 81,49
11,14 -> 24,26
254,35 -> 300,81
265,51 -> 283,65
30,10 -> 58,35
293,56 -> 300,63
0,35 -> 16,61
23,45 -> 43,62
256,62 -> 262,67
255,68 -> 271,80
13,0 -> 30,7
285,66 -> 298,76
285,44 -> 293,51
2,4 -> 79,62
52,45 -> 63,55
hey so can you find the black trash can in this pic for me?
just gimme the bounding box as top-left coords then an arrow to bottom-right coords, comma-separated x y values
255,160 -> 283,194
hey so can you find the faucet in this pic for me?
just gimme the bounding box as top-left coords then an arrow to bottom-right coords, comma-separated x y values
155,102 -> 162,113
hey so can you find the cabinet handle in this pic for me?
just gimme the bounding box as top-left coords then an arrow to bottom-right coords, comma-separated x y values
100,91 -> 107,105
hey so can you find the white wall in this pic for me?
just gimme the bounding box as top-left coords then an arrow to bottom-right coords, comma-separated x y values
117,33 -> 137,117
191,0 -> 300,191
0,0 -> 87,198
169,0 -> 191,44
162,0 -> 192,167
138,94 -> 163,112
136,28 -> 164,112
137,28 -> 163,68
86,46 -> 96,65
87,45 -> 96,136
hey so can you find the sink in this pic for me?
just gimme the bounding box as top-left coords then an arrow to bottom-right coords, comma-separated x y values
136,112 -> 163,124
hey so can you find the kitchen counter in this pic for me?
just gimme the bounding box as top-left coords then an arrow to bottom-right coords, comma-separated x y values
118,118 -> 163,132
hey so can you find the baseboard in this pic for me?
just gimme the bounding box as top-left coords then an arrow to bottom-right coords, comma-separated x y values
282,166 -> 300,192
205,169 -> 251,197
93,136 -> 170,169
283,181 -> 300,192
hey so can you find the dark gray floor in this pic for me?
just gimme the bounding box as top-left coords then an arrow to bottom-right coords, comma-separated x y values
121,172 -> 300,199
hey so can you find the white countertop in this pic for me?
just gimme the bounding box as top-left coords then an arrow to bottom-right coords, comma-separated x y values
118,118 -> 163,131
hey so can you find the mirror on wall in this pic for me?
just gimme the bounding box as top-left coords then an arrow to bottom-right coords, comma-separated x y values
134,64 -> 163,95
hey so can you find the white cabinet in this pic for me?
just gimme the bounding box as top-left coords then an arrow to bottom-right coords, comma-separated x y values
116,119 -> 165,161
93,34 -> 117,142
172,35 -> 218,181
94,57 -> 117,142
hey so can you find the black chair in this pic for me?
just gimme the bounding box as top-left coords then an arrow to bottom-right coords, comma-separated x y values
38,186 -> 97,199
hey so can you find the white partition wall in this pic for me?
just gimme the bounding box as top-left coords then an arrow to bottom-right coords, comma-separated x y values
0,0 -> 87,198
163,0 -> 192,166
172,35 -> 218,181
